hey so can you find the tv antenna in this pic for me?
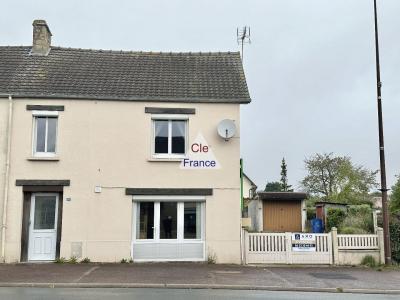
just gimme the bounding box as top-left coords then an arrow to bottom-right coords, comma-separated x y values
237,26 -> 251,61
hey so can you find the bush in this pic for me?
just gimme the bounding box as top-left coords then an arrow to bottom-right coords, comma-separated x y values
340,226 -> 368,234
307,208 -> 316,220
54,257 -> 66,264
120,258 -> 128,264
390,215 -> 400,263
339,205 -> 374,233
80,257 -> 91,263
68,256 -> 78,264
326,208 -> 347,232
360,255 -> 377,268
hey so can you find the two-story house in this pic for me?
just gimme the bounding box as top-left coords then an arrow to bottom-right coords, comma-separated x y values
0,20 -> 251,263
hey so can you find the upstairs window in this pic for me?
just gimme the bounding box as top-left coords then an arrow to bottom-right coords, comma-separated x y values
33,113 -> 58,157
153,119 -> 187,158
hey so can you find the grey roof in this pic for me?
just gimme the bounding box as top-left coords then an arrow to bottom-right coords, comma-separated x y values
258,192 -> 308,201
0,46 -> 251,103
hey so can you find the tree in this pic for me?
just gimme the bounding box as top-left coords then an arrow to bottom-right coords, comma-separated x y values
264,181 -> 282,192
301,153 -> 378,204
390,176 -> 400,213
280,158 -> 293,192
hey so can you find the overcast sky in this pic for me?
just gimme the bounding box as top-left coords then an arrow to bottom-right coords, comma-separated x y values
1,0 -> 399,191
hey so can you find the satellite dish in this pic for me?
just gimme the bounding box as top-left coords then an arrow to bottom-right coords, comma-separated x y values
217,119 -> 236,141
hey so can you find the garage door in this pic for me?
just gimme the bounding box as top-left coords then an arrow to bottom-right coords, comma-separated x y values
263,200 -> 301,232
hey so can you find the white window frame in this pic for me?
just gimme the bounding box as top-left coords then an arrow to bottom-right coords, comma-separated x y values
32,110 -> 59,158
132,196 -> 205,243
151,115 -> 188,159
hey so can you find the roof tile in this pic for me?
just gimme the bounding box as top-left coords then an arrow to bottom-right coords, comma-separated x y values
0,46 -> 251,103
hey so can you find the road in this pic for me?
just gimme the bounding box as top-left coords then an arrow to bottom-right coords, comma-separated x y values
0,288 -> 398,300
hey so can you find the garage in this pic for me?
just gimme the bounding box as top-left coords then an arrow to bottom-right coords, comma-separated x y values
249,192 -> 308,233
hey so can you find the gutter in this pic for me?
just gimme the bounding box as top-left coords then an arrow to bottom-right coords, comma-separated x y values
1,95 -> 13,262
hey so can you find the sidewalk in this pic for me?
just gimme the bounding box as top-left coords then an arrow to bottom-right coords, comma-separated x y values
0,263 -> 399,294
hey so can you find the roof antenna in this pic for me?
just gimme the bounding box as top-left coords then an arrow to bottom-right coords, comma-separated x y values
237,26 -> 251,62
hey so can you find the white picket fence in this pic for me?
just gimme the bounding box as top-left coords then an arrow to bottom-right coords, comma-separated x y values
243,228 -> 384,265
244,232 -> 332,264
337,234 -> 379,250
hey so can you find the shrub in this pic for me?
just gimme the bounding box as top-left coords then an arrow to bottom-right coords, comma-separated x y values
55,257 -> 66,264
307,207 -> 316,220
340,226 -> 368,234
120,258 -> 128,264
207,249 -> 217,264
326,208 -> 347,232
68,256 -> 78,264
360,255 -> 377,268
339,205 -> 374,233
390,215 -> 400,263
80,257 -> 91,263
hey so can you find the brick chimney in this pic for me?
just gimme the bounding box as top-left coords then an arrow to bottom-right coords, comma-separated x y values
31,20 -> 52,56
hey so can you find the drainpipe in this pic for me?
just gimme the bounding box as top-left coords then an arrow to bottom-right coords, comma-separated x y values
239,158 -> 244,264
240,158 -> 244,213
1,95 -> 13,262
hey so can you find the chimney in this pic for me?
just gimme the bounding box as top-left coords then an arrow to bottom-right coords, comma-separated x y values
31,20 -> 52,56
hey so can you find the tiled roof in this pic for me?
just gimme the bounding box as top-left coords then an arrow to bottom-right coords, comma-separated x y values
0,46 -> 251,103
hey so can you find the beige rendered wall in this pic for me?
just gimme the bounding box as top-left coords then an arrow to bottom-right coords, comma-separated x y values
0,99 -> 10,260
4,99 -> 241,263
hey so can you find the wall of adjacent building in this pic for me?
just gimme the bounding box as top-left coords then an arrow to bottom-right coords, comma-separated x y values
0,99 -> 10,261
3,98 -> 241,263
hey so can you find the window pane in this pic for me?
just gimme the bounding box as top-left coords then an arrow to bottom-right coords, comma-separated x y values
154,120 -> 168,154
184,202 -> 201,239
47,118 -> 57,153
137,202 -> 154,239
35,117 -> 46,152
160,202 -> 177,239
171,120 -> 185,154
34,196 -> 57,230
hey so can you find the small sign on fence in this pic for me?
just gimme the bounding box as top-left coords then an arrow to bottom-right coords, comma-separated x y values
292,233 -> 316,252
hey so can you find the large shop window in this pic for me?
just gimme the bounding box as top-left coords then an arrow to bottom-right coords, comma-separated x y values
153,119 -> 187,158
135,201 -> 203,241
33,112 -> 58,157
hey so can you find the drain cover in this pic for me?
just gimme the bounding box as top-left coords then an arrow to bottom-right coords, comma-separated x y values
309,272 -> 356,280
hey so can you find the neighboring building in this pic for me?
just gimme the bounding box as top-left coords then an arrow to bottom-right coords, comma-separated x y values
0,20 -> 251,263
243,173 -> 257,200
249,192 -> 307,232
241,173 -> 257,227
315,202 -> 348,228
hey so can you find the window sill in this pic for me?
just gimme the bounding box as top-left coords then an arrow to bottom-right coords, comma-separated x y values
27,156 -> 60,161
148,157 -> 183,162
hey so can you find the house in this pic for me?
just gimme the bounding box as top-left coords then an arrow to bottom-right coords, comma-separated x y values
0,20 -> 251,263
315,202 -> 348,228
248,192 -> 307,232
243,173 -> 257,200
241,173 -> 257,227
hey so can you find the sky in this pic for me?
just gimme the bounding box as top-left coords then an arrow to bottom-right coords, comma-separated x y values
1,0 -> 399,191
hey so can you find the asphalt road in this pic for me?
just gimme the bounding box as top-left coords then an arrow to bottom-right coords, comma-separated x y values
0,288 -> 398,300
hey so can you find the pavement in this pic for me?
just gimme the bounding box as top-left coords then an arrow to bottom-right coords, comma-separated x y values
1,288 -> 400,300
0,263 -> 399,294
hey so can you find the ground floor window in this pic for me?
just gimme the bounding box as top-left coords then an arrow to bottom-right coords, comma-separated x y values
132,199 -> 205,261
135,201 -> 203,241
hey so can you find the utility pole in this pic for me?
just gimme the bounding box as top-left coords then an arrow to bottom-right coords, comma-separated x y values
373,0 -> 391,264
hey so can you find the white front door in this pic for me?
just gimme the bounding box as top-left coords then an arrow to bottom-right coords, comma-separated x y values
28,193 -> 59,261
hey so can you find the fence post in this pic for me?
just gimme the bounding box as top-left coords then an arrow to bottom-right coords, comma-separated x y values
331,227 -> 338,265
377,227 -> 385,264
243,229 -> 248,265
285,232 -> 292,264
